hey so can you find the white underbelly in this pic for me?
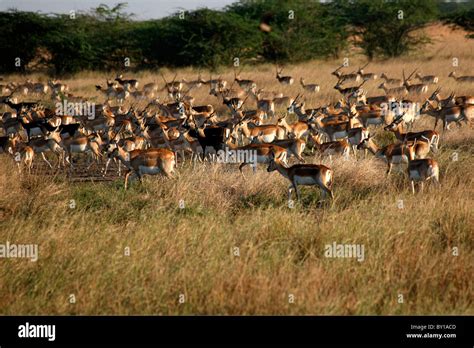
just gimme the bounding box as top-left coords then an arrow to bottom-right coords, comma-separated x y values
260,134 -> 276,143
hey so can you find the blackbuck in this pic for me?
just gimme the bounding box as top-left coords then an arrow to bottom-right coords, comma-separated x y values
182,74 -> 207,89
115,75 -> 139,89
251,89 -> 275,118
378,82 -> 408,96
270,138 -> 306,162
334,79 -> 366,99
267,150 -> 334,202
143,82 -> 159,95
380,73 -> 403,86
23,130 -> 65,169
309,132 -> 350,161
415,72 -> 438,85
161,73 -> 183,98
63,133 -> 104,169
357,63 -> 378,81
277,117 -> 310,139
357,136 -> 430,174
421,100 -> 473,130
407,158 -> 440,194
234,69 -> 256,91
300,78 -> 320,92
225,141 -> 288,174
237,119 -> 286,144
403,69 -> 429,94
48,79 -> 69,94
384,115 -> 439,152
332,64 -> 360,84
448,71 -> 474,83
426,87 -> 456,108
113,147 -> 176,189
275,67 -> 294,85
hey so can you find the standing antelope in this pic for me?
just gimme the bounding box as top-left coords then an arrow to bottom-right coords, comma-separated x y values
407,158 -> 439,194
309,132 -> 350,161
384,116 -> 439,152
415,72 -> 438,84
267,150 -> 334,202
403,69 -> 429,94
300,78 -> 320,92
378,82 -> 408,96
380,73 -> 403,86
115,75 -> 139,89
448,71 -> 474,83
357,63 -> 378,81
234,69 -> 256,91
421,101 -> 473,130
276,67 -> 294,85
277,117 -> 310,139
332,64 -> 360,84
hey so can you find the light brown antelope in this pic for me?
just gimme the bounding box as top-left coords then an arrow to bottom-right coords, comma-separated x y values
277,116 -> 310,139
300,78 -> 320,92
378,82 -> 408,96
234,69 -> 256,91
120,148 -> 176,189
48,79 -> 69,94
276,66 -> 294,85
403,69 -> 429,94
415,72 -> 438,85
63,133 -> 104,169
380,73 -> 403,86
225,141 -> 288,174
448,71 -> 474,83
332,64 -> 360,84
267,149 -> 334,201
309,132 -> 350,161
237,119 -> 286,143
357,63 -> 378,81
270,138 -> 306,162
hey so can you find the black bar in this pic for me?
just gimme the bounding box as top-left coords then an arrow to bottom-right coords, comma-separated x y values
0,316 -> 472,346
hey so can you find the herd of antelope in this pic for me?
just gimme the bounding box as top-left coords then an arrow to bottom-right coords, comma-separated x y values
0,63 -> 473,201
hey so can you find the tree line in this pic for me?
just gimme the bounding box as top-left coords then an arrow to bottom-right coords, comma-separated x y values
0,0 -> 472,75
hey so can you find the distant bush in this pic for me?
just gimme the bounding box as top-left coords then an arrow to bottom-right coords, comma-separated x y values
0,0 -> 452,74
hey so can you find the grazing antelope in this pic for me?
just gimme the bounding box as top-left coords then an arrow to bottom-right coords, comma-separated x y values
357,135 -> 416,175
300,78 -> 320,92
415,72 -> 438,84
448,71 -> 474,83
309,132 -> 350,161
276,67 -> 294,85
380,73 -> 403,86
267,150 -> 333,201
407,158 -> 439,194
421,101 -> 473,130
384,116 -> 439,152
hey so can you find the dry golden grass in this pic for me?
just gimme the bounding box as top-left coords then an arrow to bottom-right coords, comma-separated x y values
0,23 -> 473,315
